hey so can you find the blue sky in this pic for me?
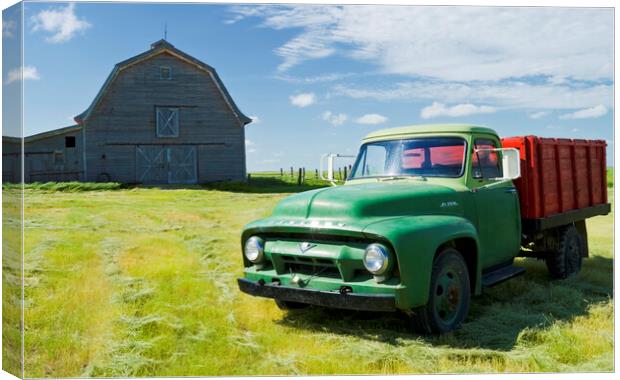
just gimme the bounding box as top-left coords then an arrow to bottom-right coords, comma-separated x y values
2,2 -> 614,171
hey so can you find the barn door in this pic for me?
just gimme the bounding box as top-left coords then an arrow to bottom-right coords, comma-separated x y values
167,146 -> 197,184
136,145 -> 165,183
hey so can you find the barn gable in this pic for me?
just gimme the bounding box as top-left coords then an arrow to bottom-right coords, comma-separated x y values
75,39 -> 251,126
73,40 -> 250,184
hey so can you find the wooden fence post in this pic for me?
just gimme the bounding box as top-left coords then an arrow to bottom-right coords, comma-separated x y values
315,169 -> 319,179
344,166 -> 347,180
297,168 -> 302,186
290,166 -> 294,177
280,168 -> 283,176
338,167 -> 342,180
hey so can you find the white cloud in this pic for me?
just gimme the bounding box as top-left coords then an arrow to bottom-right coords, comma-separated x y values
245,139 -> 255,146
333,81 -> 612,110
275,72 -> 355,84
559,105 -> 608,120
276,33 -> 335,72
231,5 -> 612,113
231,5 -> 612,82
528,111 -> 550,119
322,111 -> 347,126
355,113 -> 388,125
31,3 -> 91,43
250,115 -> 261,124
421,102 -> 496,119
290,92 -> 316,107
3,19 -> 16,38
6,66 -> 40,84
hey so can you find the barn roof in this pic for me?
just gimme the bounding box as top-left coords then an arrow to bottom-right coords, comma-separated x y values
74,39 -> 252,126
3,124 -> 82,143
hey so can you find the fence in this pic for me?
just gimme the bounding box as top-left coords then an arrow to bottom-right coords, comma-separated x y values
247,166 -> 353,186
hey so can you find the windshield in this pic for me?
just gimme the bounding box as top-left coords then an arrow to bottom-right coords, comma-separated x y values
350,137 -> 467,179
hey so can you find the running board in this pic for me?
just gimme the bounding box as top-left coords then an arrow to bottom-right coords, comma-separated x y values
482,265 -> 526,288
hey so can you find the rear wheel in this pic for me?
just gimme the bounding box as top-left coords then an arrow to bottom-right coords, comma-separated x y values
410,248 -> 471,334
546,224 -> 583,279
274,299 -> 309,310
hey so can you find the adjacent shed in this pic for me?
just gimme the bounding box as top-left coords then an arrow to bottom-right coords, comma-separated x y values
3,125 -> 84,183
2,39 -> 252,184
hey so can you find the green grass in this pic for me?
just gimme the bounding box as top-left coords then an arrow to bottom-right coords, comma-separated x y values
5,176 -> 613,376
607,167 -> 613,188
3,181 -> 124,192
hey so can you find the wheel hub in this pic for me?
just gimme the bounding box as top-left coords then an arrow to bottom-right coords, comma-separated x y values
434,269 -> 462,323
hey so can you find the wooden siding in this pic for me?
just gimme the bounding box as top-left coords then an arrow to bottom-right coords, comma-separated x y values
3,129 -> 84,183
84,51 -> 246,183
2,139 -> 21,183
24,130 -> 84,182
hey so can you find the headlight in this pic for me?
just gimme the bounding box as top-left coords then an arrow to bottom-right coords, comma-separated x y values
244,236 -> 264,263
363,243 -> 390,275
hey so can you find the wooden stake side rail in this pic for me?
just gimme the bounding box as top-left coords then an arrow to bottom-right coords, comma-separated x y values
501,135 -> 608,220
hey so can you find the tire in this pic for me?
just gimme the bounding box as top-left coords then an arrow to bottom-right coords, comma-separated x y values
274,299 -> 309,310
410,248 -> 471,334
545,224 -> 583,279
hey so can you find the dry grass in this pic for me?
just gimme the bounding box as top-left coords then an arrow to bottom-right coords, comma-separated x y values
2,178 -> 613,376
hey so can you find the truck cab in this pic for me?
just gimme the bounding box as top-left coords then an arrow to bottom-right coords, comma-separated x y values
238,124 -> 608,333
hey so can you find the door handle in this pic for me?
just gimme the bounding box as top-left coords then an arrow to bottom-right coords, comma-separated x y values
504,187 -> 517,194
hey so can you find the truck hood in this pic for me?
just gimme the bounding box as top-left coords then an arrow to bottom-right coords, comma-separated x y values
268,180 -> 465,228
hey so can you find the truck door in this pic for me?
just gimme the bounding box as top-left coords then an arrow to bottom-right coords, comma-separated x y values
471,137 -> 521,268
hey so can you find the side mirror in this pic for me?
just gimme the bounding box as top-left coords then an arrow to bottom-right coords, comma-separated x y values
473,147 -> 521,181
500,148 -> 521,180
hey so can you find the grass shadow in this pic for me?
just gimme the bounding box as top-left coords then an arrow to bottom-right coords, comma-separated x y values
276,255 -> 613,351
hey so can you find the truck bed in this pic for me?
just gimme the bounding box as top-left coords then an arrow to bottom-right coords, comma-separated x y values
501,136 -> 609,230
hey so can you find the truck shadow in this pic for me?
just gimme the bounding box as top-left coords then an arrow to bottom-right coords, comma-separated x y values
276,255 -> 613,351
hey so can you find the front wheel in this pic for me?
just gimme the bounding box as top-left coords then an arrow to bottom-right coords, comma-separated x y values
410,248 -> 471,334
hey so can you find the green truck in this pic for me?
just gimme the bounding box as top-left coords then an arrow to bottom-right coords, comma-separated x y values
237,124 -> 610,333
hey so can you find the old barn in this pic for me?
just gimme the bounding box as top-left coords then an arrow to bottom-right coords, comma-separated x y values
2,39 -> 252,184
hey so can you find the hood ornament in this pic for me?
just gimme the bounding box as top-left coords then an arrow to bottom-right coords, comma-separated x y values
299,242 -> 316,253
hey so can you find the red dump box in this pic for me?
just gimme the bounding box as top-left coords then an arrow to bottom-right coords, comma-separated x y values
501,136 -> 609,230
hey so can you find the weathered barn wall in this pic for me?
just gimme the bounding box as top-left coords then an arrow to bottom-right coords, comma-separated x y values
23,128 -> 84,182
3,127 -> 83,183
2,138 -> 21,183
84,52 -> 246,183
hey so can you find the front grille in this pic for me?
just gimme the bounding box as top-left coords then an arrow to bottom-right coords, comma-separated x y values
279,254 -> 341,279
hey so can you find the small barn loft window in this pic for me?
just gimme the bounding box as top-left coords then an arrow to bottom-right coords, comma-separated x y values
160,66 -> 172,80
156,107 -> 179,137
65,136 -> 76,148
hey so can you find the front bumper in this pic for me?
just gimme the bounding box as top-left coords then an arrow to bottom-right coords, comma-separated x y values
237,278 -> 396,312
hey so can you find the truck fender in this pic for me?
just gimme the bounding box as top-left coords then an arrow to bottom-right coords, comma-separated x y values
362,215 -> 480,310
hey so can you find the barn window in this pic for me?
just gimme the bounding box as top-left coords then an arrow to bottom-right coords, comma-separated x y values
65,136 -> 76,148
160,66 -> 172,80
156,107 -> 179,137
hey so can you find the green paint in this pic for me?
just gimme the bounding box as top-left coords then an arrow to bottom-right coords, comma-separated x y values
241,125 -> 520,310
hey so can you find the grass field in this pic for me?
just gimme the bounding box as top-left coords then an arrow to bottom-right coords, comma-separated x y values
3,175 -> 614,376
